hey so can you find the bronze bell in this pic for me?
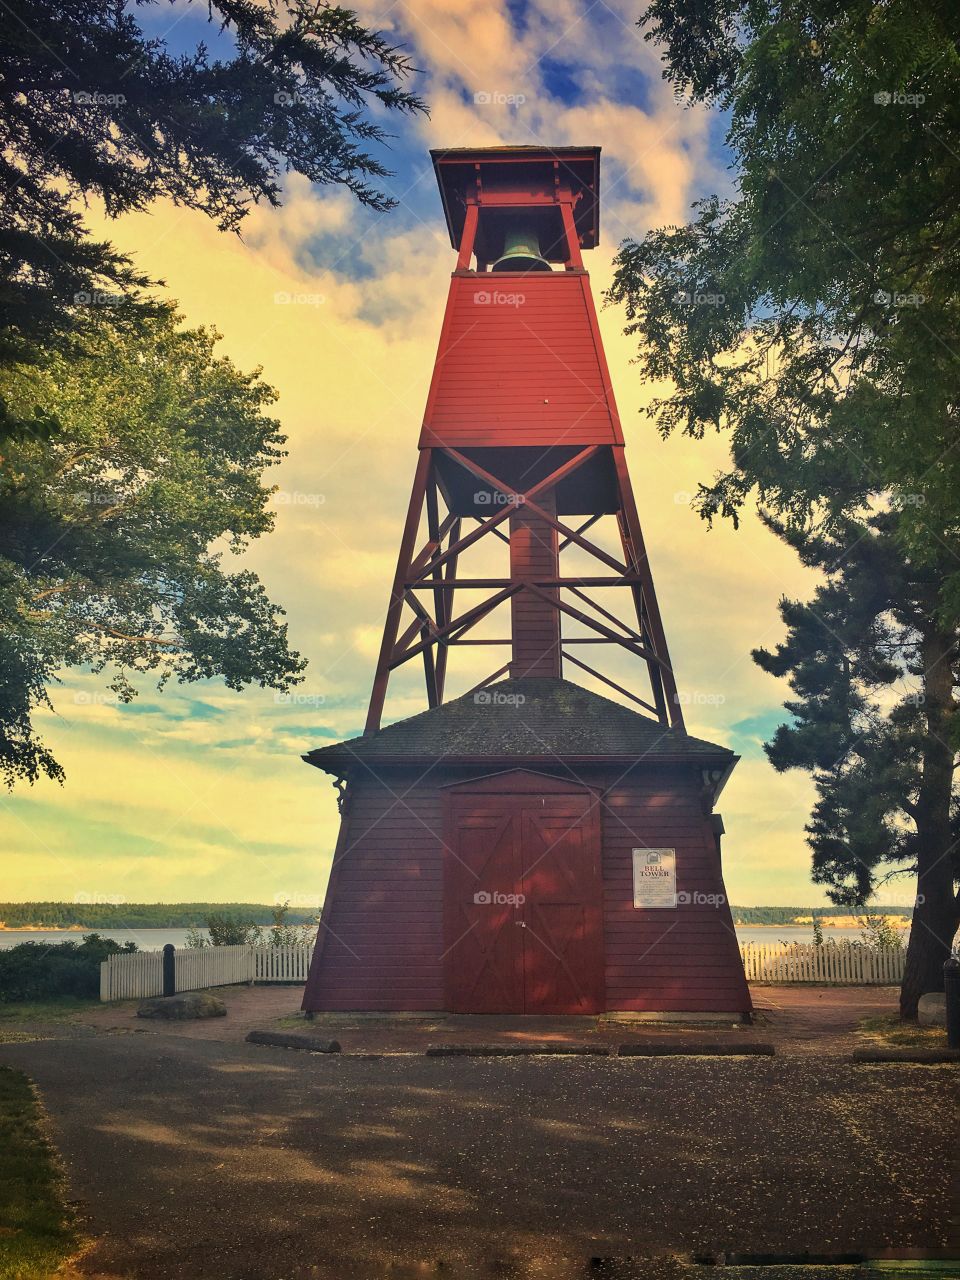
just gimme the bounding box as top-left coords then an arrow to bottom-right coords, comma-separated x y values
491,219 -> 552,272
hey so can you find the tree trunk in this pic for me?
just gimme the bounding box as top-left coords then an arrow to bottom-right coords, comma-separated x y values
900,624 -> 959,1021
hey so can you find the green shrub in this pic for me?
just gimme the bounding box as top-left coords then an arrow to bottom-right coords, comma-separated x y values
0,934 -> 137,1002
857,913 -> 906,951
203,914 -> 262,946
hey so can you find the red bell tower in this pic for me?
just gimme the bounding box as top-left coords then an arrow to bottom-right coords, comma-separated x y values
365,146 -> 683,731
302,147 -> 751,1020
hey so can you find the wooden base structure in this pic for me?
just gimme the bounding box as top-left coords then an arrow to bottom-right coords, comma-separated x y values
302,147 -> 751,1016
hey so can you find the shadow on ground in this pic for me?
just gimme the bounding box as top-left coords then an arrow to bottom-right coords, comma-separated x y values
0,1002 -> 956,1279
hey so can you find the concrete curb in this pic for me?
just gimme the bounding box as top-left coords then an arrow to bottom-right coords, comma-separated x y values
426,1043 -> 609,1057
246,1030 -> 341,1053
618,1041 -> 775,1057
852,1046 -> 959,1064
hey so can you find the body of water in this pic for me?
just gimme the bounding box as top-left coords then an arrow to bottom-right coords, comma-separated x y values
734,924 -> 907,945
0,923 -> 907,950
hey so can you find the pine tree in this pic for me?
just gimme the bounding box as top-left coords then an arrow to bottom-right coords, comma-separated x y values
753,513 -> 958,1012
0,0 -> 425,434
609,0 -> 960,1017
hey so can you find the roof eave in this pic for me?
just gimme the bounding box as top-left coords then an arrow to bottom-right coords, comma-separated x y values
303,748 -> 736,776
430,146 -> 602,250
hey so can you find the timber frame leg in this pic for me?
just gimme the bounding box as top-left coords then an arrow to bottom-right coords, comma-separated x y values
364,444 -> 683,733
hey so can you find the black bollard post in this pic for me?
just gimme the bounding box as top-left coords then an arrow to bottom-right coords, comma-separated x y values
162,943 -> 176,998
945,954 -> 960,1050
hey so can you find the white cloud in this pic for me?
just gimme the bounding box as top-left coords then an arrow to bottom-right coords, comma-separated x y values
2,1 -> 831,907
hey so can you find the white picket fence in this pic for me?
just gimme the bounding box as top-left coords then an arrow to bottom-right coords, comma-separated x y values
254,943 -> 314,983
100,943 -> 314,1002
739,942 -> 905,985
99,950 -> 163,1001
174,944 -> 254,991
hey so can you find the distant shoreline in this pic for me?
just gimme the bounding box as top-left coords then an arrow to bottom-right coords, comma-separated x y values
742,915 -> 908,930
0,903 -> 320,931
0,923 -> 89,932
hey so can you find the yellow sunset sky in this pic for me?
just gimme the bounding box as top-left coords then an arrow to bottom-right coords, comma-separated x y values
1,0 -> 865,912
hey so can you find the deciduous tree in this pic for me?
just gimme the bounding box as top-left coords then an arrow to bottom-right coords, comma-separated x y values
1,306 -> 305,786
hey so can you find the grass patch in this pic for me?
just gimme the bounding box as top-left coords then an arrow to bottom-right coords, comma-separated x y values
0,998 -> 100,1024
0,998 -> 100,1042
0,1067 -> 80,1279
858,1013 -> 948,1049
273,1014 -> 309,1028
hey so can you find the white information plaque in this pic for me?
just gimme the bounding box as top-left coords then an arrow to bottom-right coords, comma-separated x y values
632,847 -> 677,908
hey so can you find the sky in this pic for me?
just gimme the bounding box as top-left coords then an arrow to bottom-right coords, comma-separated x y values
0,0 -> 878,911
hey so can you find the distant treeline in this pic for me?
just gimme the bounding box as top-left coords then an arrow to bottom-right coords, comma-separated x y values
731,905 -> 911,924
0,902 -> 319,929
0,901 -> 912,930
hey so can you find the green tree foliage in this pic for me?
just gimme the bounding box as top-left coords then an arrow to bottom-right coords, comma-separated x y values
1,305 -> 305,786
1,1 -> 426,779
752,515 -> 959,952
266,899 -> 317,946
188,901 -> 317,947
202,914 -> 263,947
0,901 -> 319,928
0,0 -> 426,426
858,913 -> 906,951
609,0 -> 959,1017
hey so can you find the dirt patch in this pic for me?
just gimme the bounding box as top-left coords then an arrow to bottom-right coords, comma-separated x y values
241,984 -> 903,1057
40,983 -> 906,1059
78,983 -> 305,1041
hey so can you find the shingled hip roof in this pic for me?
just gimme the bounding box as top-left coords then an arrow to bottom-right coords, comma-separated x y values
303,678 -> 735,777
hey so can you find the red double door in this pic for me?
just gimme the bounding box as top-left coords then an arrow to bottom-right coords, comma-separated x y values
444,780 -> 604,1014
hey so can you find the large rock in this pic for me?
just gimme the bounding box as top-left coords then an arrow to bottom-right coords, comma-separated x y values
138,992 -> 227,1020
918,992 -> 946,1027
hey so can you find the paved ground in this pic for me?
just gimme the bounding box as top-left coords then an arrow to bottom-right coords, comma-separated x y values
0,988 -> 957,1279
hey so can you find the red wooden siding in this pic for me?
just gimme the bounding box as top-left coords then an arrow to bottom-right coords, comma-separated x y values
509,494 -> 560,677
303,764 -> 750,1015
601,768 -> 751,1013
302,778 -> 446,1011
419,273 -> 624,448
